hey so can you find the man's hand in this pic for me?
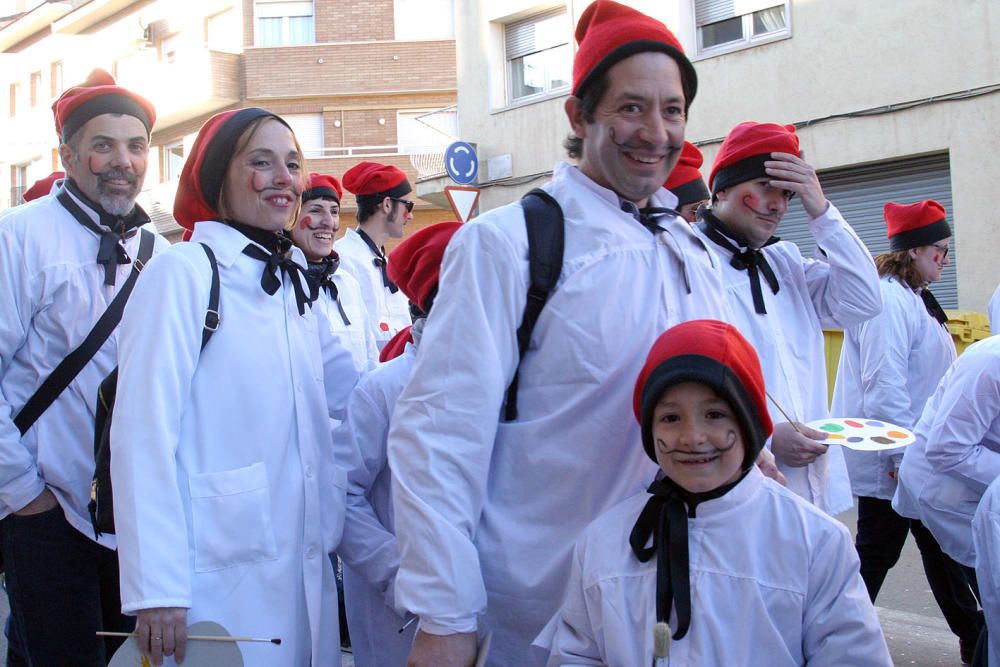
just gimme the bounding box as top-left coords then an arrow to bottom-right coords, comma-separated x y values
755,448 -> 787,485
137,607 -> 188,665
771,421 -> 830,468
14,487 -> 57,516
765,151 -> 828,219
407,630 -> 478,667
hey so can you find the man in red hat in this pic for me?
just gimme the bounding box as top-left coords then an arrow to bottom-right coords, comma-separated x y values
335,161 -> 413,350
386,3 -> 732,665
0,68 -> 167,664
695,121 -> 881,516
664,141 -> 709,222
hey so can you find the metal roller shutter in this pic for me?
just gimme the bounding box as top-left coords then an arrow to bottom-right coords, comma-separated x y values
778,153 -> 957,308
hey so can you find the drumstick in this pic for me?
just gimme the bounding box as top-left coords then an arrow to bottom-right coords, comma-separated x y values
97,631 -> 281,645
765,390 -> 803,435
652,622 -> 671,666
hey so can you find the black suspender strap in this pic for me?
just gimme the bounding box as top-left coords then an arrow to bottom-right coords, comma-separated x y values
201,243 -> 221,348
13,229 -> 155,435
503,189 -> 564,422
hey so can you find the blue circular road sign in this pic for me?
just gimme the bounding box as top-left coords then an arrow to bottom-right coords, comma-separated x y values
445,141 -> 478,185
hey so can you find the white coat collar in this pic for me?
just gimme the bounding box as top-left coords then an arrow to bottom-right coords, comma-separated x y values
190,220 -> 307,268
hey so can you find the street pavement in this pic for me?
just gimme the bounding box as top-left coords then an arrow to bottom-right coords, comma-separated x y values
0,502 -> 971,665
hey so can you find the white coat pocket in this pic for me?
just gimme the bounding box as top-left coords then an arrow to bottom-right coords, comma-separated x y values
188,462 -> 279,572
322,464 -> 348,553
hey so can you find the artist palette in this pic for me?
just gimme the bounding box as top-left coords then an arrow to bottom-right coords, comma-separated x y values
805,418 -> 915,451
109,621 -> 244,667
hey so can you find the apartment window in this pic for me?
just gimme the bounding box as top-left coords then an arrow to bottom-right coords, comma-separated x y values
162,141 -> 185,182
394,0 -> 454,40
50,61 -> 63,97
12,164 -> 28,205
504,8 -> 570,104
282,113 -> 324,158
9,82 -> 19,117
397,108 -> 458,153
29,71 -> 41,107
206,7 -> 240,52
695,0 -> 789,53
255,0 -> 315,46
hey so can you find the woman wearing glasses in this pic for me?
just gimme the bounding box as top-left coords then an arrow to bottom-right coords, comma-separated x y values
832,199 -> 981,663
334,161 -> 414,351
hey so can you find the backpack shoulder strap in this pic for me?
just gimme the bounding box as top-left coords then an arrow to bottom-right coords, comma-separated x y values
503,188 -> 564,422
14,229 -> 155,435
200,243 -> 221,349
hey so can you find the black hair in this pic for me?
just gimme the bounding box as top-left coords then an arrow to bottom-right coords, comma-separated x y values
563,72 -> 609,159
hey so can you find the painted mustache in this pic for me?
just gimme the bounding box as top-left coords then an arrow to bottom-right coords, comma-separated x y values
655,429 -> 739,456
94,168 -> 138,188
742,196 -> 780,221
608,127 -> 682,156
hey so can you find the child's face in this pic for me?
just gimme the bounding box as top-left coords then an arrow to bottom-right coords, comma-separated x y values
651,381 -> 747,494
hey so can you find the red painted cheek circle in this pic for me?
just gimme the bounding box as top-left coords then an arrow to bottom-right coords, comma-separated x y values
299,215 -> 312,230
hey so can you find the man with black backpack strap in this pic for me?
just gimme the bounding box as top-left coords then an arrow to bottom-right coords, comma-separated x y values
386,3 -> 735,666
0,69 -> 167,665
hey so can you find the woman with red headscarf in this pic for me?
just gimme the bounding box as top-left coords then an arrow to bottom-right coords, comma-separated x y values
110,108 -> 360,666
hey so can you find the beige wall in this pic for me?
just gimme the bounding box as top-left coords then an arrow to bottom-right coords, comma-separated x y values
452,0 -> 1000,308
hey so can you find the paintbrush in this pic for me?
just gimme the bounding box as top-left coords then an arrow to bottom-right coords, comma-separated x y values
652,622 -> 671,666
765,390 -> 803,435
97,631 -> 281,645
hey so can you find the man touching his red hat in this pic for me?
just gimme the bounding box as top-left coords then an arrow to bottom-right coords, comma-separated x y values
335,161 -> 414,350
0,68 -> 168,664
386,3 -> 731,666
695,121 -> 881,516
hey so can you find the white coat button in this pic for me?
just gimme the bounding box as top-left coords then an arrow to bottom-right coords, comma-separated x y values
305,465 -> 314,479
306,547 -> 317,559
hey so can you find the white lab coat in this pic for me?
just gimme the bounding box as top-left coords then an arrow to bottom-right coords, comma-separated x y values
974,476 -> 1000,667
388,162 -> 729,666
0,187 -> 168,546
334,319 -> 424,667
832,277 -> 956,499
695,206 -> 881,515
989,283 -> 1000,334
315,269 -> 379,373
334,227 -> 410,348
536,467 -> 891,667
111,221 -> 361,666
894,335 -> 1000,567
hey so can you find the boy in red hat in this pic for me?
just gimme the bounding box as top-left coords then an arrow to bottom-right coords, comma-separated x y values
695,121 -> 881,516
0,69 -> 167,664
336,161 -> 414,350
387,3 -> 732,666
664,142 -> 709,222
335,221 -> 462,667
291,172 -> 379,372
539,320 -> 891,666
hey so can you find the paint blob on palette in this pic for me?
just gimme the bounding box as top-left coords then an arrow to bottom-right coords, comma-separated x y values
804,418 -> 915,451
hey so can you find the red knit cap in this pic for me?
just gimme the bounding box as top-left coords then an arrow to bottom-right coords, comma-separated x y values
663,142 -> 708,207
708,122 -> 799,193
884,200 -> 951,251
302,172 -> 343,203
173,107 -> 291,230
387,221 -> 462,314
633,319 -> 772,465
573,0 -> 696,106
22,171 -> 65,202
52,69 -> 156,142
342,161 -> 411,198
379,325 -> 413,362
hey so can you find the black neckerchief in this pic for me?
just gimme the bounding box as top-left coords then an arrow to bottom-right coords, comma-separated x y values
356,228 -> 399,293
629,470 -> 750,641
226,220 -> 317,316
698,209 -> 780,314
620,200 -> 678,234
58,180 -> 150,286
920,287 -> 949,326
306,254 -> 351,326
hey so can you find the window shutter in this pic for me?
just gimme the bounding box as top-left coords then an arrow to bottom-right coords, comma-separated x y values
505,7 -> 565,60
696,0 -> 783,26
282,113 -> 324,157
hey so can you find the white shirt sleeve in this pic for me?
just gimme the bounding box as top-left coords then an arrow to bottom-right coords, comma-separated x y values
802,204 -> 882,329
388,221 -> 525,635
538,541 -> 608,667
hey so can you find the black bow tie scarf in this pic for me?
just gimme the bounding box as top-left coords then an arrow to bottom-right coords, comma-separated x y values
699,216 -> 781,314
241,244 -> 318,316
306,258 -> 352,326
57,188 -> 142,286
356,229 -> 399,293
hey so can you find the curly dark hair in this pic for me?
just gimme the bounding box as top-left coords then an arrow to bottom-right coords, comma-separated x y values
874,250 -> 924,289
